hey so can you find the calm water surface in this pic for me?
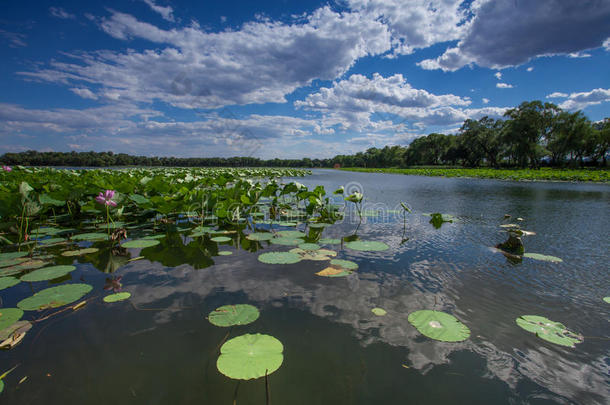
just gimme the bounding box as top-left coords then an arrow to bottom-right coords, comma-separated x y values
2,169 -> 609,404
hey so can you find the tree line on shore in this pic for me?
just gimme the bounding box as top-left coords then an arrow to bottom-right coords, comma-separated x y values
2,101 -> 608,169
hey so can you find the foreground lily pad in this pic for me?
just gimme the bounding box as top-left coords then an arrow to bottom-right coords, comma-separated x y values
0,308 -> 24,331
515,315 -> 583,347
103,292 -> 131,303
408,310 -> 470,342
523,253 -> 563,263
61,248 -> 99,257
257,252 -> 302,265
20,265 -> 76,282
17,283 -> 93,311
345,240 -> 389,252
0,277 -> 20,291
121,239 -> 160,249
371,308 -> 387,316
208,304 -> 260,327
217,333 -> 284,380
0,320 -> 31,340
246,232 -> 274,241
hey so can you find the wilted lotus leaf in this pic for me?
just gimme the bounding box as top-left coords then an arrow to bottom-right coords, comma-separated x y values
523,253 -> 563,263
0,277 -> 20,291
277,230 -> 306,238
270,237 -> 303,246
246,232 -> 274,241
515,315 -> 583,347
258,252 -> 302,264
0,308 -> 24,331
61,247 -> 99,256
210,236 -> 232,243
208,304 -> 260,327
318,238 -> 341,245
408,310 -> 470,342
345,241 -> 389,252
103,292 -> 131,303
290,248 -> 335,261
21,265 -> 76,282
298,243 -> 320,251
371,308 -> 387,316
17,283 -> 93,311
0,320 -> 32,341
315,267 -> 351,277
71,232 -> 108,241
121,239 -> 160,249
217,333 -> 284,380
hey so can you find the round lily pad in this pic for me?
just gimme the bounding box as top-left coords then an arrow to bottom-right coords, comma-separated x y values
523,253 -> 563,263
515,315 -> 583,347
121,239 -> 160,249
330,259 -> 358,270
218,251 -> 233,256
372,308 -> 387,316
17,283 -> 93,311
277,230 -> 306,238
0,308 -> 24,331
298,243 -> 320,251
103,292 -> 131,303
319,238 -> 341,245
258,252 -> 302,264
246,232 -> 274,241
71,232 -> 108,241
61,247 -> 99,257
211,236 -> 232,243
21,265 -> 76,282
345,241 -> 389,252
408,310 -> 470,342
270,237 -> 303,246
0,277 -> 20,291
208,304 -> 260,327
217,333 -> 284,380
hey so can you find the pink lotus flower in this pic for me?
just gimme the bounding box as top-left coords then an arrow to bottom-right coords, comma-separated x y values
2,165 -> 11,172
95,190 -> 117,207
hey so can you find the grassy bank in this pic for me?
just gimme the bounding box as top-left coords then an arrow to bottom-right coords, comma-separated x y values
339,167 -> 609,182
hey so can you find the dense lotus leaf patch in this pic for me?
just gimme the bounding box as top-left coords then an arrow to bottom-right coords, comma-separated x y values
208,304 -> 260,327
408,310 -> 470,342
218,251 -> 233,256
217,333 -> 284,380
246,232 -> 274,241
319,238 -> 341,245
71,232 -> 108,241
0,320 -> 31,341
0,277 -> 20,291
0,308 -> 24,331
523,253 -> 563,263
257,252 -> 302,264
270,237 -> 303,246
103,292 -> 131,303
121,239 -> 160,249
61,247 -> 99,257
515,315 -> 583,347
330,259 -> 358,270
20,265 -> 76,282
298,243 -> 320,251
210,236 -> 232,243
371,308 -> 387,316
17,283 -> 93,311
345,240 -> 389,252
277,230 -> 306,238
0,251 -> 28,261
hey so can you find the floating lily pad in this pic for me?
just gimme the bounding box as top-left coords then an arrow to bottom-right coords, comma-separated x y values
0,251 -> 28,261
17,283 -> 93,311
290,248 -> 336,261
37,237 -> 66,245
345,241 -> 389,252
20,265 -> 76,282
277,230 -> 306,238
408,310 -> 470,342
258,252 -> 302,264
0,308 -> 24,331
71,232 -> 108,241
246,232 -> 274,241
270,237 -> 303,246
103,292 -> 131,303
315,267 -> 352,277
121,239 -> 160,249
0,258 -> 27,268
0,320 -> 31,340
372,308 -> 387,316
330,259 -> 358,270
298,243 -> 320,251
0,277 -> 20,291
211,236 -> 232,243
319,238 -> 341,245
61,247 -> 99,257
523,253 -> 563,263
218,251 -> 233,256
217,333 -> 284,380
515,315 -> 583,347
208,304 -> 260,327
1,259 -> 47,276
604,297 -> 610,304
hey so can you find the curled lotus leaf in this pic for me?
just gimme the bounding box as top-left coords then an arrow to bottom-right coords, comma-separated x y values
21,265 -> 76,282
208,304 -> 260,327
103,292 -> 131,303
17,283 -> 93,311
345,240 -> 389,252
258,252 -> 302,265
0,308 -> 24,331
246,232 -> 274,241
408,310 -> 470,342
0,277 -> 20,291
217,333 -> 284,380
210,236 -> 232,243
523,253 -> 563,263
61,247 -> 99,257
371,308 -> 387,316
515,315 -> 583,347
121,239 -> 160,249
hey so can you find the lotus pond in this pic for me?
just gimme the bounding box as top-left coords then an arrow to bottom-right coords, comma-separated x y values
0,167 -> 608,404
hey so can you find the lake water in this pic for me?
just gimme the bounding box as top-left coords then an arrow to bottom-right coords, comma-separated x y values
2,169 -> 609,404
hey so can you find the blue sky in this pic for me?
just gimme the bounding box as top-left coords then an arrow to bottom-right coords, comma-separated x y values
1,0 -> 609,159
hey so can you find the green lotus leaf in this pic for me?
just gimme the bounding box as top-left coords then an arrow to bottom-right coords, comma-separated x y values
217,333 -> 284,380
103,292 -> 131,303
21,265 -> 76,282
0,277 -> 20,291
319,238 -> 341,245
0,320 -> 32,340
208,304 -> 260,327
371,308 -> 387,316
121,239 -> 160,248
522,253 -> 563,263
37,237 -> 66,245
210,236 -> 232,243
218,251 -> 233,256
258,252 -> 302,264
0,258 -> 28,268
515,315 -> 583,347
71,232 -> 108,241
345,240 -> 389,252
330,259 -> 358,270
1,259 -> 48,276
270,237 -> 303,246
17,283 -> 93,311
0,308 -> 24,331
0,251 -> 29,261
298,243 -> 320,251
246,232 -> 274,241
277,230 -> 306,238
408,310 -> 470,342
61,247 -> 99,257
604,297 -> 610,304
